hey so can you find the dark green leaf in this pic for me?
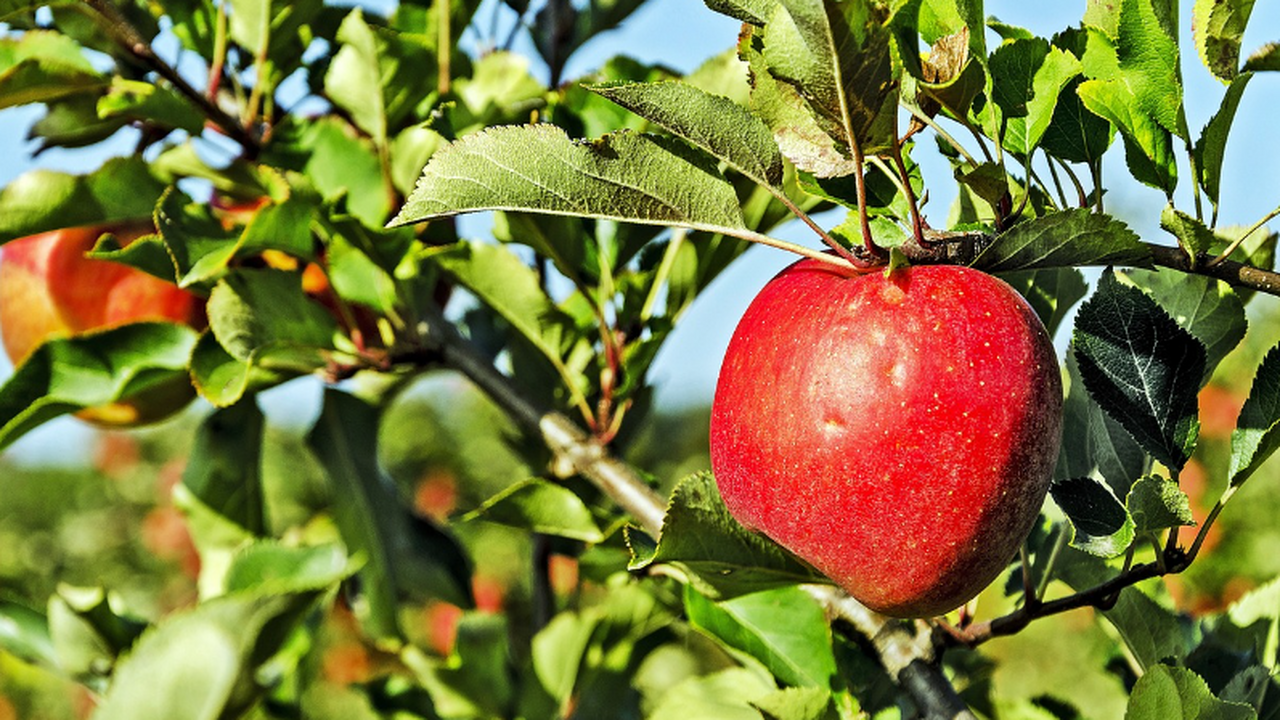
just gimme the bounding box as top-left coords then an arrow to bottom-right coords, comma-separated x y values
1160,205 -> 1220,258
188,329 -> 291,408
307,390 -> 472,641
1073,269 -> 1206,469
1056,351 -> 1148,497
589,81 -> 784,188
181,399 -> 267,536
393,124 -> 747,234
154,188 -> 244,287
1050,476 -> 1136,558
1041,77 -> 1115,164
1192,0 -> 1257,81
973,209 -> 1151,272
0,323 -> 198,451
463,478 -> 605,542
1125,474 -> 1194,533
628,473 -> 826,599
685,585 -> 836,688
1242,42 -> 1280,72
1126,665 -> 1257,719
0,599 -> 55,667
1229,343 -> 1280,486
0,157 -> 167,243
1195,72 -> 1252,210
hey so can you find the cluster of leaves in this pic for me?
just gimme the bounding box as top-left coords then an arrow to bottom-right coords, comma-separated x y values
4,0 -> 1280,717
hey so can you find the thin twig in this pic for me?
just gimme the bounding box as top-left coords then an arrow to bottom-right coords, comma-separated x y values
83,0 -> 261,158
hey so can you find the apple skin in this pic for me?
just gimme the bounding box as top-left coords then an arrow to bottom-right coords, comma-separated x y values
0,225 -> 204,426
710,260 -> 1062,618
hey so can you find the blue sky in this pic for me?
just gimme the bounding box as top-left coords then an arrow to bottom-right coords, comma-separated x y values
1,0 -> 1279,463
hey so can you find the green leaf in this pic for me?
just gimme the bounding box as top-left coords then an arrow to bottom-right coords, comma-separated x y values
48,586 -> 146,678
296,117 -> 391,228
1194,72 -> 1252,211
703,0 -> 777,25
628,473 -> 825,599
648,668 -> 778,720
1192,0 -> 1256,81
1040,77 -> 1115,164
307,390 -> 472,640
0,599 -> 55,668
207,268 -> 340,372
1126,474 -> 1194,533
1228,343 -> 1280,486
0,30 -> 104,109
1160,205 -> 1219,258
455,51 -> 546,127
1078,79 -> 1178,193
589,81 -> 784,188
1073,269 -> 1206,470
0,156 -> 167,243
463,478 -> 605,542
685,585 -> 836,689
182,399 -> 267,536
762,0 -> 895,152
392,124 -> 747,234
999,267 -> 1089,337
96,77 -> 205,134
154,188 -> 245,287
752,687 -> 835,720
989,38 -> 1083,156
0,323 -> 198,451
973,209 -> 1151,272
1050,476 -> 1136,558
223,542 -> 351,594
1131,269 -> 1247,383
1125,665 -> 1257,719
188,330 -> 290,408
1056,351 -> 1148,497
92,592 -> 330,720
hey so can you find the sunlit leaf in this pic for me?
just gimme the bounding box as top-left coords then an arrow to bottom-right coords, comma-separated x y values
973,209 -> 1150,272
0,157 -> 167,243
1192,0 -> 1257,81
1126,665 -> 1256,719
1125,474 -> 1194,533
463,478 -> 605,543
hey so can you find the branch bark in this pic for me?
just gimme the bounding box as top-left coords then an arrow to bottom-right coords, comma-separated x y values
414,309 -> 976,719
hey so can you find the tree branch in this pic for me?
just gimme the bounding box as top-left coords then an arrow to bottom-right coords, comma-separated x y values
83,0 -> 262,158
411,309 -> 976,719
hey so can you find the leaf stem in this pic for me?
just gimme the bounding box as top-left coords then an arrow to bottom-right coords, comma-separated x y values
849,140 -> 885,260
82,0 -> 261,158
1186,486 -> 1235,564
888,137 -> 926,243
640,228 -> 686,321
1207,203 -> 1280,267
438,0 -> 452,95
774,193 -> 865,269
906,106 -> 979,168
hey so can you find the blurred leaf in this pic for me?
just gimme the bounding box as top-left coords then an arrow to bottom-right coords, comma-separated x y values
155,188 -> 245,287
0,323 -> 198,451
1073,269 -> 1205,470
28,94 -> 128,151
1192,0 -> 1256,81
752,687 -> 835,720
182,399 -> 267,536
430,614 -> 514,715
96,77 -> 204,134
648,667 -> 776,720
1228,343 -> 1280,486
92,591 -> 329,720
0,156 -> 166,243
973,209 -> 1150,272
1056,352 -> 1148,496
455,51 -> 545,127
224,542 -> 351,594
325,230 -> 400,316
0,599 -> 55,667
532,611 -> 599,704
308,390 -> 472,640
1126,665 -> 1256,719
207,268 -> 340,372
1132,269 -> 1247,383
1050,476 -> 1135,558
999,267 -> 1089,336
1125,474 -> 1194,533
628,473 -> 826,599
589,81 -> 784,188
685,585 -> 836,689
761,0 -> 895,152
1195,72 -> 1252,211
1242,42 -> 1280,72
1040,77 -> 1115,164
298,117 -> 391,228
393,124 -> 747,235
463,478 -> 605,542
0,30 -> 104,109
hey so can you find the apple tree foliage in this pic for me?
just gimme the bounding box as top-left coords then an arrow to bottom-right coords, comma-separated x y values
2,0 -> 1280,717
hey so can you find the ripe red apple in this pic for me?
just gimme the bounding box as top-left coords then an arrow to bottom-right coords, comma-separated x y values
0,224 -> 204,425
710,260 -> 1062,618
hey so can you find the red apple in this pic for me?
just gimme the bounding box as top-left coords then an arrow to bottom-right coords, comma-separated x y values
0,224 -> 204,426
710,260 -> 1062,618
